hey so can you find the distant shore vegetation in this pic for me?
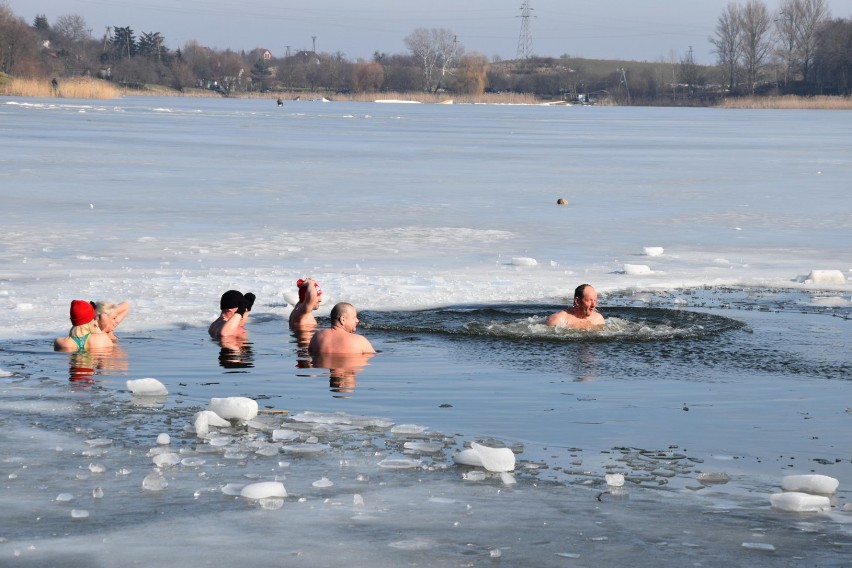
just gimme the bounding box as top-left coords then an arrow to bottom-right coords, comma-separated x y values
0,76 -> 121,98
1,0 -> 850,108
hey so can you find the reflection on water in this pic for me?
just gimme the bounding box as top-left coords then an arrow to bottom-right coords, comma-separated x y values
303,352 -> 375,397
217,336 -> 254,370
575,343 -> 598,382
290,325 -> 316,351
68,345 -> 128,386
288,327 -> 374,396
290,327 -> 315,371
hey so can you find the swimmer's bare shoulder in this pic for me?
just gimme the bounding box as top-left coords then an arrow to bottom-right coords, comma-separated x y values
545,310 -> 569,326
546,310 -> 605,329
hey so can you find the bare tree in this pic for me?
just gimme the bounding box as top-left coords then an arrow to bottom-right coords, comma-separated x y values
53,14 -> 90,43
0,3 -> 40,75
776,0 -> 799,86
780,0 -> 831,83
813,17 -> 852,94
211,49 -> 245,95
182,40 -> 214,87
739,0 -> 773,94
710,3 -> 742,91
405,28 -> 439,91
352,61 -> 384,92
434,29 -> 463,91
404,28 -> 462,92
168,59 -> 195,91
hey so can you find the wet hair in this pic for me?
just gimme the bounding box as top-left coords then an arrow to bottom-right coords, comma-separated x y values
330,302 -> 354,324
93,301 -> 117,316
69,321 -> 99,337
574,284 -> 592,301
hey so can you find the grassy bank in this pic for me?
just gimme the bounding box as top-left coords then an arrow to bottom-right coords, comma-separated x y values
717,95 -> 852,109
0,77 -> 120,99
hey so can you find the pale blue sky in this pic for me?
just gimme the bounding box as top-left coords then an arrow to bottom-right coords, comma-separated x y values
10,0 -> 852,64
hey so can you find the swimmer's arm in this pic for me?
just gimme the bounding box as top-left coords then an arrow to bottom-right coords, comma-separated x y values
219,312 -> 245,337
302,278 -> 319,305
112,302 -> 131,327
218,319 -> 240,337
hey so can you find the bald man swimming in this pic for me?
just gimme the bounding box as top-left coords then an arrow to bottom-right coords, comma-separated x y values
546,284 -> 605,329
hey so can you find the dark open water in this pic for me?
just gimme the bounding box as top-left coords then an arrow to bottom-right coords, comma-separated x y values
1,287 -> 850,567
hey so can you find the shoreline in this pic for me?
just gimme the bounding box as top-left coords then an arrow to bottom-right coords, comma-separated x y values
3,76 -> 852,109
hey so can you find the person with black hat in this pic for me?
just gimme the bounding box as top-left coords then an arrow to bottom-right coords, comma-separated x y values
54,299 -> 114,352
208,290 -> 256,338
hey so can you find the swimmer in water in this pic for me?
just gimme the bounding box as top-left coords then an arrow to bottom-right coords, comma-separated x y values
309,302 -> 375,355
93,300 -> 130,341
289,278 -> 322,329
209,289 -> 256,338
54,299 -> 114,352
546,284 -> 605,329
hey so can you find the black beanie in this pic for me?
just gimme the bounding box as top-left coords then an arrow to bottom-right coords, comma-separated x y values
220,290 -> 243,310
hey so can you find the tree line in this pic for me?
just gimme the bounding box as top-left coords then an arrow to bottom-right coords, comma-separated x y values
2,1 -> 850,102
709,0 -> 850,95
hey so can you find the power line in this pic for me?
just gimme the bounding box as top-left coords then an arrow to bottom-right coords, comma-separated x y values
516,1 -> 533,59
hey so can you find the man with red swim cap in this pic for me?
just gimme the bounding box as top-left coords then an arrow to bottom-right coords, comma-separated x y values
208,289 -> 256,338
289,277 -> 322,329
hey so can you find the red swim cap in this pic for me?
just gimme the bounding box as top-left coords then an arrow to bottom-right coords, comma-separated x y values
296,279 -> 322,303
70,299 -> 96,326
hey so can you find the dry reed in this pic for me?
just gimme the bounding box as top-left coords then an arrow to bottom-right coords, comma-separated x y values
716,95 -> 852,110
123,86 -> 223,98
243,90 -> 547,105
0,77 -> 120,99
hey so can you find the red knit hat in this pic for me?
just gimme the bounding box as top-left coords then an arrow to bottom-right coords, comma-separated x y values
297,279 -> 322,303
70,299 -> 96,326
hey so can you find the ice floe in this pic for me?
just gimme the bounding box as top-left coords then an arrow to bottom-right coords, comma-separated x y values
240,481 -> 287,500
769,491 -> 831,512
804,269 -> 846,285
208,397 -> 258,421
454,441 -> 515,472
511,257 -> 537,267
126,377 -> 168,396
623,263 -> 653,275
780,474 -> 839,495
605,473 -> 625,487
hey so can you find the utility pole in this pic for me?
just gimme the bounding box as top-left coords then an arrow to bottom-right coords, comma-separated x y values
312,36 -> 316,53
618,67 -> 631,102
285,45 -> 291,58
516,1 -> 533,60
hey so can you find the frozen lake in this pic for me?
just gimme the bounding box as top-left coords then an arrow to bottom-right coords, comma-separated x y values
0,96 -> 850,566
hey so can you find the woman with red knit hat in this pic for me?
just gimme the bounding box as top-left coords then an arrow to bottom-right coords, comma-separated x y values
54,299 -> 114,352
